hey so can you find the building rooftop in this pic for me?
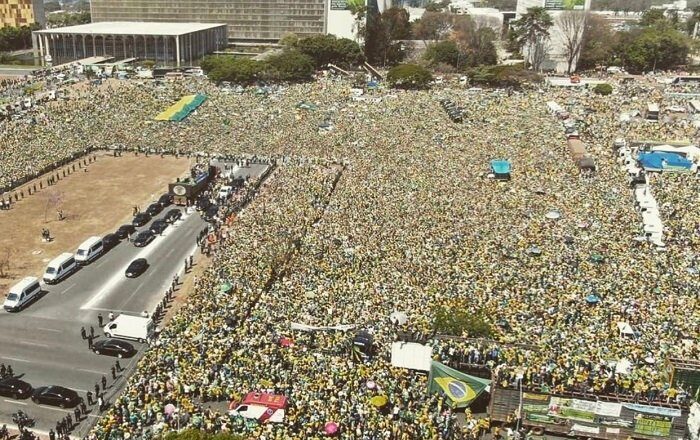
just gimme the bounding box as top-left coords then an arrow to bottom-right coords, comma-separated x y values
34,22 -> 226,36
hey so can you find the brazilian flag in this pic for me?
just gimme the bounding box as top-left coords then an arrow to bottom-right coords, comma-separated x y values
428,361 -> 491,408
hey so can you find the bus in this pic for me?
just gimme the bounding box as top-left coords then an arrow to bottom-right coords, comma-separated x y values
646,103 -> 659,121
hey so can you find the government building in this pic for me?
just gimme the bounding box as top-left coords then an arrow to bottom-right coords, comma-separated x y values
0,0 -> 44,28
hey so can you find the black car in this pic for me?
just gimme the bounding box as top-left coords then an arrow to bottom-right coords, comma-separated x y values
132,212 -> 151,227
157,193 -> 172,207
150,219 -> 168,235
133,230 -> 155,247
93,338 -> 136,358
125,258 -> 148,277
164,208 -> 182,223
116,224 -> 136,239
102,233 -> 120,251
0,377 -> 32,400
146,203 -> 162,216
31,385 -> 80,408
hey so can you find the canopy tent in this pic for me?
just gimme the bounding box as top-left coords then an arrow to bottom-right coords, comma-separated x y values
155,94 -> 207,121
428,361 -> 490,408
490,159 -> 512,179
638,152 -> 693,172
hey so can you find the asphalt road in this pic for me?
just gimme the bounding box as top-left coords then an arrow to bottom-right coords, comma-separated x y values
0,204 -> 206,437
0,163 -> 269,438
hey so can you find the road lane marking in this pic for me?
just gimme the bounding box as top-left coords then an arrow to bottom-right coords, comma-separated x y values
38,327 -> 62,333
0,356 -> 30,363
78,368 -> 105,375
19,341 -> 49,348
60,283 -> 77,295
3,399 -> 27,405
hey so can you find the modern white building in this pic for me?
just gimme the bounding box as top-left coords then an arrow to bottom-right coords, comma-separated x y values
33,22 -> 228,67
516,0 -> 591,73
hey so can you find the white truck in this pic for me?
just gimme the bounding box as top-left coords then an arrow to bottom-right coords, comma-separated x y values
103,314 -> 155,343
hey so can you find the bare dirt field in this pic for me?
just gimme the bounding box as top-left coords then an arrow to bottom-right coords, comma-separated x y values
0,153 -> 191,292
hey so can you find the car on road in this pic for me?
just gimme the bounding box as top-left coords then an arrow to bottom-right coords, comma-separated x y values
31,385 -> 80,408
158,193 -> 172,207
92,338 -> 137,358
132,212 -> 151,227
102,233 -> 120,251
133,230 -> 155,247
116,224 -> 136,239
146,203 -> 162,217
0,377 -> 32,399
125,258 -> 148,277
164,208 -> 182,223
150,219 -> 168,235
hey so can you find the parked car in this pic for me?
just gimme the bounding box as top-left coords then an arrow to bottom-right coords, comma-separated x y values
164,208 -> 182,223
92,338 -> 137,358
31,386 -> 80,408
132,213 -> 151,227
150,219 -> 168,235
125,258 -> 149,277
157,193 -> 172,207
102,233 -> 120,251
116,224 -> 135,239
0,377 -> 32,399
146,203 -> 162,217
133,231 -> 154,247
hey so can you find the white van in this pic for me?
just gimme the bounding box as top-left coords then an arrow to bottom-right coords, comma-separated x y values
75,236 -> 104,265
218,185 -> 233,199
103,315 -> 155,343
3,277 -> 42,312
43,252 -> 78,284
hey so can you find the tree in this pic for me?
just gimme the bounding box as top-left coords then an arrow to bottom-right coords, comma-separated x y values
347,0 -> 368,42
382,6 -> 411,40
386,63 -> 433,89
44,1 -> 61,13
557,10 -> 588,74
278,33 -> 299,48
412,11 -> 452,44
578,13 -> 615,70
295,34 -> 363,69
510,7 -> 553,71
265,49 -> 315,82
614,24 -> 689,73
433,305 -> 492,338
639,8 -> 667,27
593,83 -> 613,95
425,40 -> 461,68
200,55 -> 264,84
364,7 -> 410,66
451,16 -> 498,67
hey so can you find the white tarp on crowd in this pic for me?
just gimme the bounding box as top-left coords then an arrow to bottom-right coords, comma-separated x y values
390,342 -> 432,371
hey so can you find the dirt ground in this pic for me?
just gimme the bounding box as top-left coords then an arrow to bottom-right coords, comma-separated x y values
0,153 -> 191,292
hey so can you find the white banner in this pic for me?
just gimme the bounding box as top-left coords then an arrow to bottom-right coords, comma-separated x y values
290,322 -> 356,332
572,424 -> 600,434
606,428 -> 620,434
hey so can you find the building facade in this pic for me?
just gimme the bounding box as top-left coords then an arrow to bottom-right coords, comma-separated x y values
33,22 -> 228,67
0,0 -> 45,28
89,0 -> 328,42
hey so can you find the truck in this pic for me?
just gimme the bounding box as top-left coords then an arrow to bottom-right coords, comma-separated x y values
228,392 -> 288,423
103,314 -> 155,343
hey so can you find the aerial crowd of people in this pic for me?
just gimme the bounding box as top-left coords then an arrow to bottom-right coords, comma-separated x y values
1,69 -> 698,440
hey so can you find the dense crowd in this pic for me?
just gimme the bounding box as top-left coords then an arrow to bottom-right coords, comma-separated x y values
1,73 -> 698,439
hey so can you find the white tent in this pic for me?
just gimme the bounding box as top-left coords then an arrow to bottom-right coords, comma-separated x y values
617,322 -> 636,338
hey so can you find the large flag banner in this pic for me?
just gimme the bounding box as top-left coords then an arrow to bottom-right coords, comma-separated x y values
427,361 -> 490,408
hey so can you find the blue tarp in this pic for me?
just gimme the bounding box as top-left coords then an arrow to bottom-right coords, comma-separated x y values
638,152 -> 692,171
490,159 -> 511,175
